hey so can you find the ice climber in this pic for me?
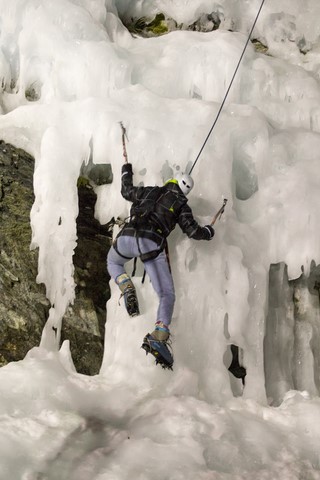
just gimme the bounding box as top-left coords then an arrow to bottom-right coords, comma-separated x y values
107,162 -> 215,369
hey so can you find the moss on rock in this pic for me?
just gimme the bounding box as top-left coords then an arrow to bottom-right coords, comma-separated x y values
129,13 -> 171,37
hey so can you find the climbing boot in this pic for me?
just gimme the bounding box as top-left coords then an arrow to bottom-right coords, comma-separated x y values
116,273 -> 140,317
151,321 -> 170,341
142,322 -> 173,370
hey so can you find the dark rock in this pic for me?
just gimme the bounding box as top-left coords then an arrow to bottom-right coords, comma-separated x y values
63,181 -> 112,375
127,13 -> 172,37
0,141 -> 48,365
252,39 -> 269,54
188,12 -> 222,32
0,141 -> 111,374
81,163 -> 113,186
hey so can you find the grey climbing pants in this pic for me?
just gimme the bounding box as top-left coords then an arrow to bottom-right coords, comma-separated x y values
107,235 -> 175,326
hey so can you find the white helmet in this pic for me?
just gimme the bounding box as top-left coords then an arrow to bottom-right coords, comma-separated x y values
175,172 -> 194,195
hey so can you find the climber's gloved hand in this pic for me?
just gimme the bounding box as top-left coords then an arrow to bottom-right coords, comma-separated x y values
204,225 -> 215,240
122,162 -> 133,174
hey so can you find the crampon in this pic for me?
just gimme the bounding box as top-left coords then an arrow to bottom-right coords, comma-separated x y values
141,333 -> 174,370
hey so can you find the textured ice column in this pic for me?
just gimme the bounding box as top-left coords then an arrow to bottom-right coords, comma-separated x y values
264,263 -> 295,405
291,272 -> 320,396
265,262 -> 320,405
307,264 -> 320,393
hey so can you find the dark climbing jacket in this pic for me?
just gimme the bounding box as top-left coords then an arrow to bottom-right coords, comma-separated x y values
118,163 -> 212,251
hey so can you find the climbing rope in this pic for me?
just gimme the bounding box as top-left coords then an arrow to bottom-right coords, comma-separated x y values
189,0 -> 266,175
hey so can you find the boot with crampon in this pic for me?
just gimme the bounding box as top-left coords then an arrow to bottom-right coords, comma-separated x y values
142,322 -> 173,370
116,273 -> 140,317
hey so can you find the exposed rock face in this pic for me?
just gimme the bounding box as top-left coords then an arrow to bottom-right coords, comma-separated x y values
0,142 -> 48,366
62,180 -> 112,375
0,141 -> 111,375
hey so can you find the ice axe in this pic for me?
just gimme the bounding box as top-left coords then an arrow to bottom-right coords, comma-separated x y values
119,121 -> 129,163
211,198 -> 228,226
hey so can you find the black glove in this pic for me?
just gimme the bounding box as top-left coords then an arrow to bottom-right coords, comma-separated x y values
122,162 -> 133,174
204,225 -> 215,240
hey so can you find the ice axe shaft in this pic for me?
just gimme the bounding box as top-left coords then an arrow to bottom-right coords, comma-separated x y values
120,122 -> 128,163
211,198 -> 228,226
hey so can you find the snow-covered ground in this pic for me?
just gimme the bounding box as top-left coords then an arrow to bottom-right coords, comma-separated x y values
1,0 -> 320,478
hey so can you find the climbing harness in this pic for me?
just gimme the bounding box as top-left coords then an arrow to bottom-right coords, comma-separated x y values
189,0 -> 266,175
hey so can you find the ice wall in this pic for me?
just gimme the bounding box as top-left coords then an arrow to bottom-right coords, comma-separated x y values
0,0 -> 319,404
